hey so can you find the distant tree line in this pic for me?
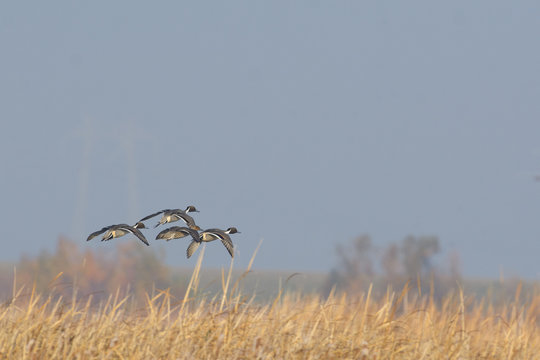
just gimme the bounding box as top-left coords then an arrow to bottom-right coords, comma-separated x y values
1,237 -> 172,304
323,234 -> 463,301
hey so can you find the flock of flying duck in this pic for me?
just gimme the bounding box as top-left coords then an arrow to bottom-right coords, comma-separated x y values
86,206 -> 240,258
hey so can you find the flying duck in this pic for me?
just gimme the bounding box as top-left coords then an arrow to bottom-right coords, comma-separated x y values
187,227 -> 240,259
138,206 -> 200,230
86,222 -> 149,246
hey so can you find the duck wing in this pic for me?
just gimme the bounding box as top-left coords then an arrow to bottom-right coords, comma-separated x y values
118,225 -> 149,246
138,209 -> 168,222
186,240 -> 201,259
220,236 -> 234,258
171,212 -> 198,228
183,228 -> 200,241
87,225 -> 114,241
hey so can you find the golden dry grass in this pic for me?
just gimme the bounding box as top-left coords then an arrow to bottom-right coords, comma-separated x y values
1,248 -> 540,359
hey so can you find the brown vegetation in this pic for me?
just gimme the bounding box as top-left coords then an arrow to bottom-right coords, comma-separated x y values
3,237 -> 171,304
1,249 -> 540,359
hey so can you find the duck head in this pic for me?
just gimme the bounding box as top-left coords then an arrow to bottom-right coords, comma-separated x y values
185,205 -> 199,213
226,227 -> 240,234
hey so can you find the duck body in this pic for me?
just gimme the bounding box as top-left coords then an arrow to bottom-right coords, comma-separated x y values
156,226 -> 200,242
87,223 -> 149,246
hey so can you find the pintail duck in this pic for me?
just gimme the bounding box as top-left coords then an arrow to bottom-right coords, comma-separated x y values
155,226 -> 200,242
187,227 -> 240,259
86,222 -> 149,246
138,206 -> 200,230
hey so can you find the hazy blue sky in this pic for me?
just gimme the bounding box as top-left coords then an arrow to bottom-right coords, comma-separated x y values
1,2 -> 540,278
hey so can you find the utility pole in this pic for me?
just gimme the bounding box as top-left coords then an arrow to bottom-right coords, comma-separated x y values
72,116 -> 93,240
119,121 -> 142,222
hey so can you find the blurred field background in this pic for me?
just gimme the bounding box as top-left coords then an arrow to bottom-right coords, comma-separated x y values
1,239 -> 540,359
1,235 -> 537,307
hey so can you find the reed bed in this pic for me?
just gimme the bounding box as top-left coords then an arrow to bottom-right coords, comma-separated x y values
1,248 -> 539,359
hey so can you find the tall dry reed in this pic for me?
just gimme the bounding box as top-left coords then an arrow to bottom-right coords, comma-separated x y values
1,246 -> 539,359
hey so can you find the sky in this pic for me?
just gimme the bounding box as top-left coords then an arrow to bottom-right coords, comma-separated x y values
1,2 -> 540,278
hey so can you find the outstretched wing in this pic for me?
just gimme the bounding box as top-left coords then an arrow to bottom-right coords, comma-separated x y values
186,240 -> 201,258
186,228 -> 200,241
87,225 -> 113,241
119,225 -> 149,246
172,212 -> 198,227
220,237 -> 234,258
138,209 -> 168,222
